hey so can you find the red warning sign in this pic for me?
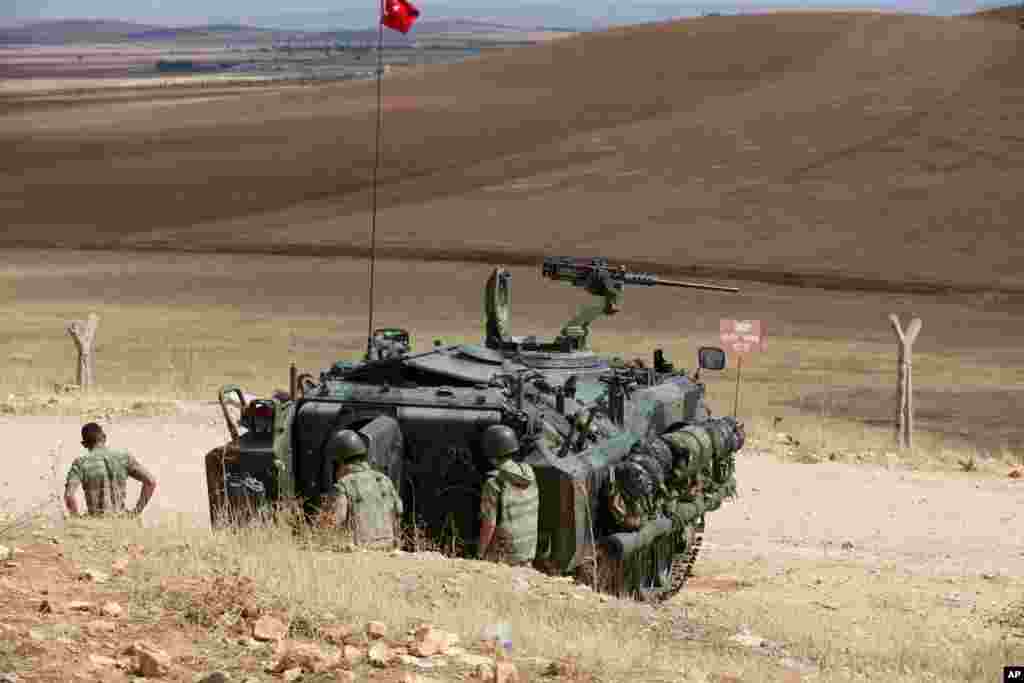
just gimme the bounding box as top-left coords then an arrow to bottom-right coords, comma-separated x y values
720,319 -> 767,355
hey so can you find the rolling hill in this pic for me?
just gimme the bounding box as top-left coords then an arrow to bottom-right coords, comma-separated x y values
0,18 -> 572,46
0,19 -> 414,47
968,2 -> 1024,23
0,19 -> 164,44
2,11 -> 1022,294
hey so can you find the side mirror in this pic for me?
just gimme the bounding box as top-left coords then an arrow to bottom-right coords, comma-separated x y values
697,346 -> 727,371
653,348 -> 674,374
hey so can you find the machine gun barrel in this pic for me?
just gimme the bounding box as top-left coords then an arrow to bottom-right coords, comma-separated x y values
541,256 -> 739,294
624,272 -> 739,293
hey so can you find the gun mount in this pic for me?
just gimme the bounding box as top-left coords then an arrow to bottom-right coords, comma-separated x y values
486,257 -> 739,352
543,257 -> 740,350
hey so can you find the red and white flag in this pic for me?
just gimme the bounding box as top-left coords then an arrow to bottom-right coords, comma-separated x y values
382,0 -> 420,33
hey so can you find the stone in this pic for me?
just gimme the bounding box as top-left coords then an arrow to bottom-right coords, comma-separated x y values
366,621 -> 387,640
88,654 -> 119,667
197,673 -> 229,683
409,625 -> 448,657
269,641 -> 339,674
100,601 -> 123,618
67,601 -> 94,612
342,645 -> 364,666
85,620 -> 117,635
368,641 -> 391,667
79,569 -> 109,583
781,656 -> 819,675
544,660 -> 580,677
320,624 -> 354,645
129,641 -> 172,677
0,673 -> 18,683
730,627 -> 769,649
400,653 -> 448,670
253,615 -> 288,642
455,652 -> 494,669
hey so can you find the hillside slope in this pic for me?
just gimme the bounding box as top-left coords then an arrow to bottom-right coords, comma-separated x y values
2,12 -> 1022,292
969,3 -> 1024,24
0,19 -> 163,43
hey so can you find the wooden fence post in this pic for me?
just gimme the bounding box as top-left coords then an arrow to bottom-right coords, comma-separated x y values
888,313 -> 921,449
67,313 -> 100,391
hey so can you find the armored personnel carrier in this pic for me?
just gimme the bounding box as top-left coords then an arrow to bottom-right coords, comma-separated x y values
205,257 -> 745,602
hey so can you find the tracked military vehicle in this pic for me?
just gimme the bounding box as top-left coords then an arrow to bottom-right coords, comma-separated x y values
205,257 -> 745,601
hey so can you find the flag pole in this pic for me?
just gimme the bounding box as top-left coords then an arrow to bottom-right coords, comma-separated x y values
366,0 -> 386,361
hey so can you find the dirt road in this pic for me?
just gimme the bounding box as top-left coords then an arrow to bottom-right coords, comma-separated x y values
707,452 -> 1024,577
4,408 -> 1021,578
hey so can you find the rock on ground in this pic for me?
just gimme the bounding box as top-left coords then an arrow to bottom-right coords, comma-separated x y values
128,641 -> 172,677
252,615 -> 288,642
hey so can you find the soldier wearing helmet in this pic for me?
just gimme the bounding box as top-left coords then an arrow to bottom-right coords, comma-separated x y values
325,428 -> 403,550
477,424 -> 539,566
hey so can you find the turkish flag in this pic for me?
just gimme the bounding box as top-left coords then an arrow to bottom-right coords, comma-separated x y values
381,0 -> 420,33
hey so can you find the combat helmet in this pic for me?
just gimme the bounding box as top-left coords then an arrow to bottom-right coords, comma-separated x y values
327,429 -> 368,463
482,424 -> 519,465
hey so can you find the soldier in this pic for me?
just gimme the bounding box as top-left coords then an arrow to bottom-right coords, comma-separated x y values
607,459 -> 660,531
327,429 -> 403,550
477,425 -> 539,567
64,423 -> 157,518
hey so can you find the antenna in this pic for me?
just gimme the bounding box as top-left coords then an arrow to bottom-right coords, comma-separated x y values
366,0 -> 386,361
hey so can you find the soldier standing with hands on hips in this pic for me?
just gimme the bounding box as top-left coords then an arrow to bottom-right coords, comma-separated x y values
64,423 -> 157,518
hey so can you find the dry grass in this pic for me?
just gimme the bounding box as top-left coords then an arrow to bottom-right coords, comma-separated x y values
51,514 -> 793,683
680,556 -> 1024,682
19,508 -> 1017,683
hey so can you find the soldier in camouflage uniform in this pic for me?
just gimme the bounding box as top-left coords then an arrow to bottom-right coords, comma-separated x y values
477,425 -> 539,567
64,423 -> 157,518
607,461 -> 659,531
326,429 -> 403,550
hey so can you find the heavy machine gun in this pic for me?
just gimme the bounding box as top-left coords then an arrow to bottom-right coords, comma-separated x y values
540,257 -> 740,350
541,256 -> 742,293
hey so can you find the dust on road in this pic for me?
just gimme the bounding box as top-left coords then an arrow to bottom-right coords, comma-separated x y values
3,407 -> 1021,578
